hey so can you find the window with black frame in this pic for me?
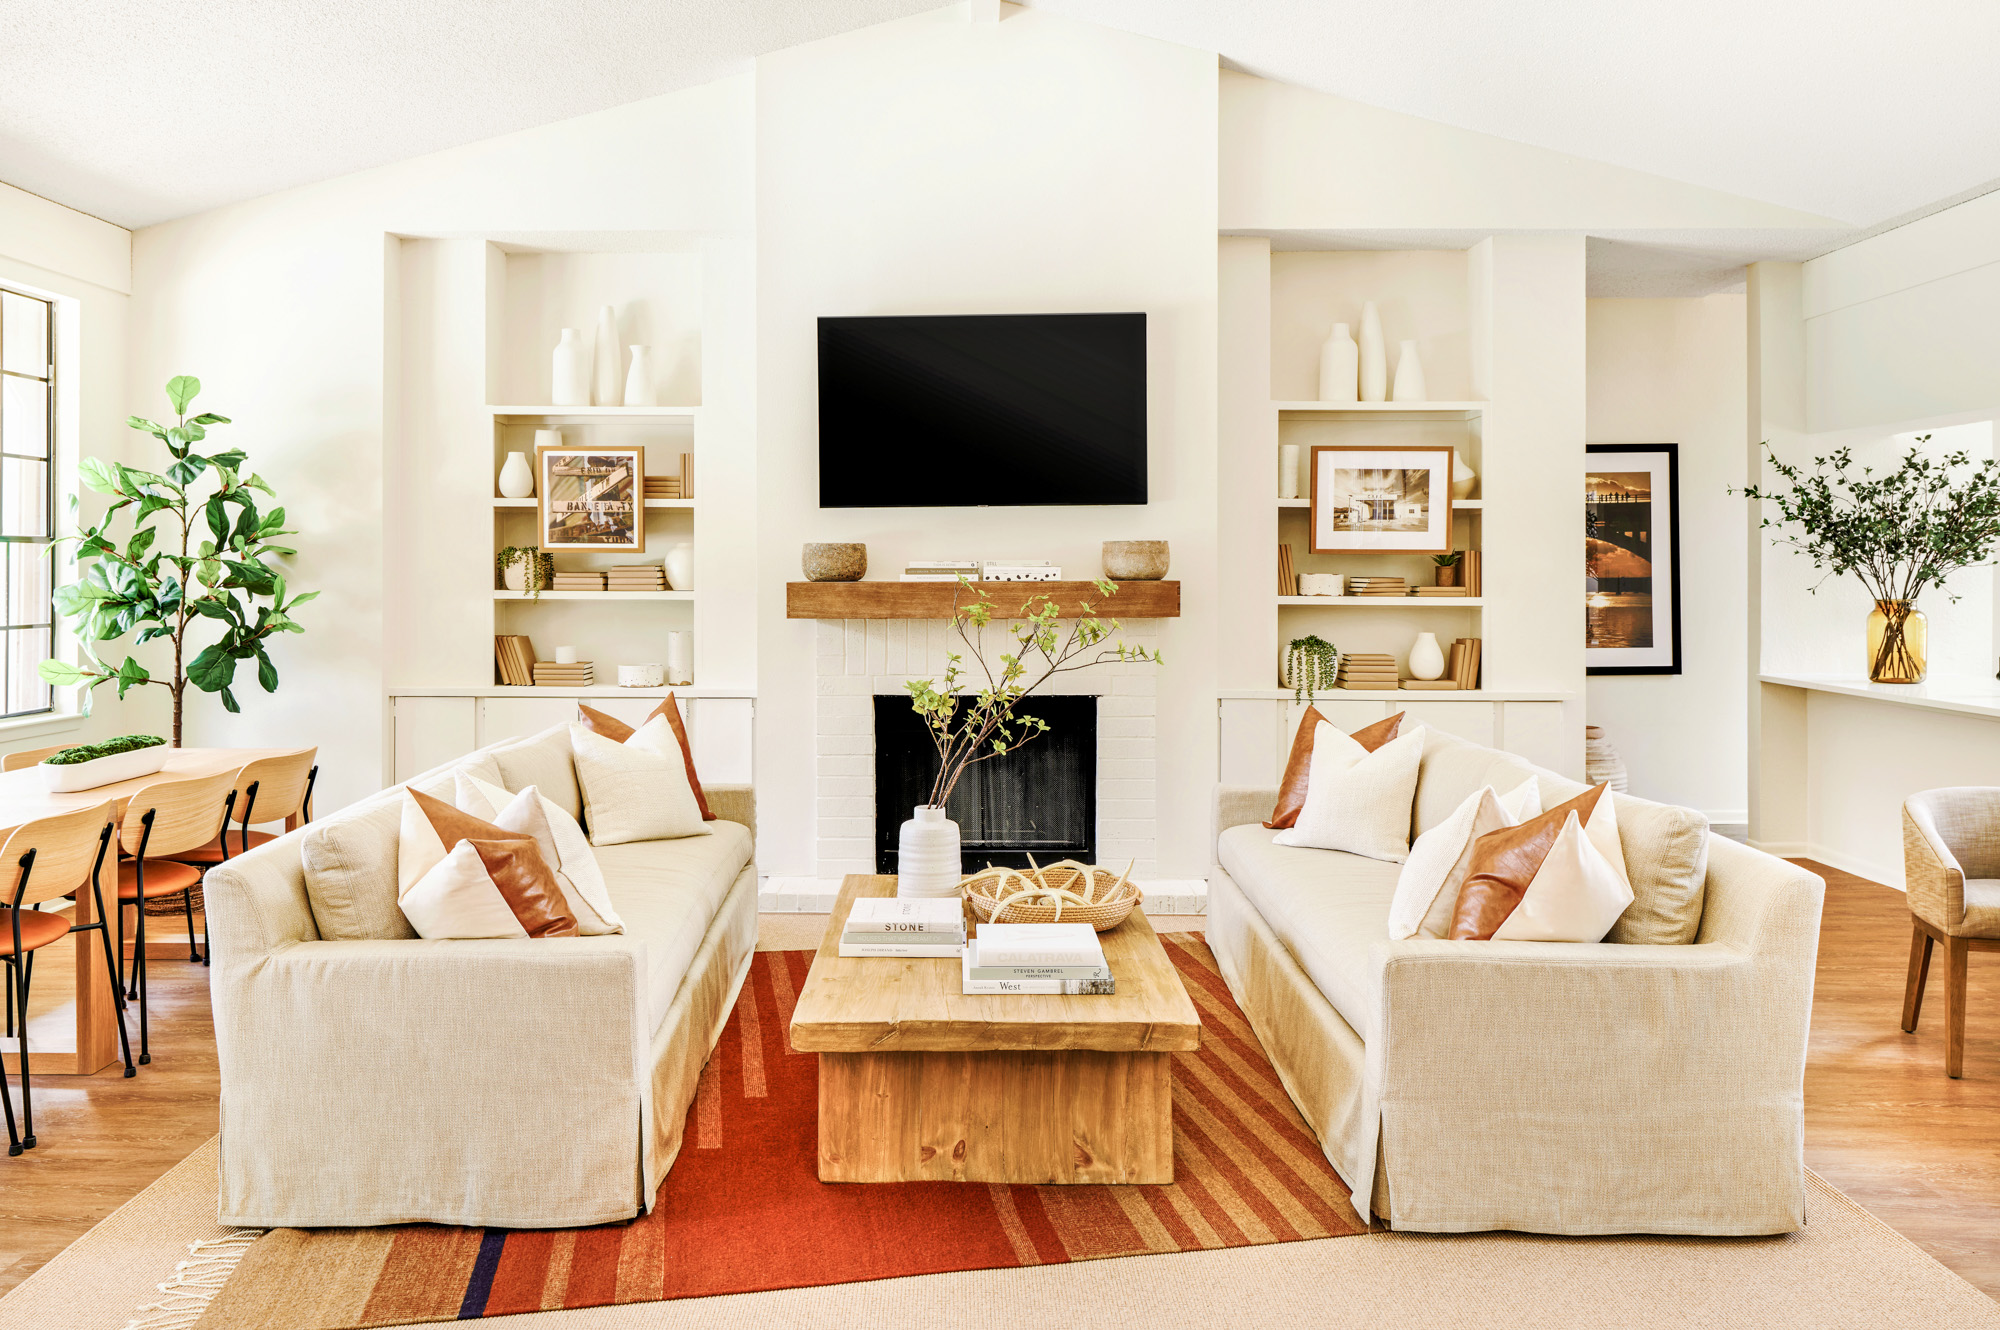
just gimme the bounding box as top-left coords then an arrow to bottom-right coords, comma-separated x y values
0,289 -> 54,719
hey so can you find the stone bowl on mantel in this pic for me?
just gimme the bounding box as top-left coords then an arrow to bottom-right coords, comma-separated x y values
1102,540 -> 1169,581
802,542 -> 867,582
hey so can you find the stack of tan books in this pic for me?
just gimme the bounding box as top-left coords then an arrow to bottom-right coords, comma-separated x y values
607,562 -> 667,591
642,454 -> 693,500
1277,544 -> 1297,595
1414,585 -> 1467,597
531,661 -> 595,687
1348,577 -> 1407,597
1460,550 -> 1483,596
1337,653 -> 1399,690
551,571 -> 607,591
1446,638 -> 1484,690
494,635 -> 538,687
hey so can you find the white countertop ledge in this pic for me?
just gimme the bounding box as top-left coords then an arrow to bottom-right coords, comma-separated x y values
1761,673 -> 2000,720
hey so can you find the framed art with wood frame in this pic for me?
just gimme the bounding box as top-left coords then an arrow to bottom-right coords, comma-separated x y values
535,443 -> 645,554
1309,445 -> 1455,554
1585,442 -> 1681,675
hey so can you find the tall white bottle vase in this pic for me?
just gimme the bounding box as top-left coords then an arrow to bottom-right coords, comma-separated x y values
623,345 -> 659,407
897,805 -> 963,898
666,631 -> 692,686
593,305 -> 621,407
1279,443 -> 1301,499
497,452 -> 534,499
1358,303 -> 1387,402
1317,322 -> 1359,403
1391,340 -> 1427,402
551,329 -> 589,406
1408,631 -> 1446,681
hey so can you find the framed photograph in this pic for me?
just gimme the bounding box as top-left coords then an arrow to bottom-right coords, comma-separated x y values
1308,445 -> 1455,554
1585,443 -> 1681,675
535,444 -> 645,554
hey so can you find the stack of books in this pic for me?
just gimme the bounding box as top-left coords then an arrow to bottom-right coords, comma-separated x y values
551,571 -> 606,592
838,896 -> 965,958
1460,549 -> 1483,596
901,559 -> 980,583
963,922 -> 1114,995
1348,577 -> 1408,597
1337,652 -> 1400,690
532,660 -> 595,687
1277,544 -> 1297,595
981,560 -> 1060,582
1415,585 -> 1467,597
642,455 -> 693,501
494,635 -> 538,686
1446,638 -> 1483,690
607,562 -> 667,591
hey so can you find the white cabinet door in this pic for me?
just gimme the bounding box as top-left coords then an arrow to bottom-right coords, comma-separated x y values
1399,701 -> 1496,748
1499,702 -> 1569,772
688,697 -> 754,785
393,697 -> 477,783
583,694 -> 661,730
476,696 -> 580,749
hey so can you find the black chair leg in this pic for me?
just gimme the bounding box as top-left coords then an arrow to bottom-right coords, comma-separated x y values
12,952 -> 30,1149
182,889 -> 201,963
134,902 -> 150,1066
2,959 -> 17,1156
120,903 -> 134,1001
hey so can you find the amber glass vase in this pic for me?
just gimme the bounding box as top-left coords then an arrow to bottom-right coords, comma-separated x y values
1866,600 -> 1928,684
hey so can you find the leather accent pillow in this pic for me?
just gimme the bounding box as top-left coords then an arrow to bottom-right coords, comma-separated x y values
1270,722 -> 1425,863
1452,785 -> 1625,941
1266,708 -> 1404,829
454,773 -> 625,935
1388,779 -> 1543,940
396,789 -> 577,939
576,695 -> 714,820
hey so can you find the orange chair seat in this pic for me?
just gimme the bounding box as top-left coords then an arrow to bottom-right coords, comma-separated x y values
162,830 -> 279,865
0,908 -> 71,956
116,859 -> 204,900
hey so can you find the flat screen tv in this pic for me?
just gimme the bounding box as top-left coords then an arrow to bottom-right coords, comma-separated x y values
818,312 -> 1146,507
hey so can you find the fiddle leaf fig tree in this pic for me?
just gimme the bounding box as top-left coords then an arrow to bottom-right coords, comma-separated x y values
38,376 -> 316,745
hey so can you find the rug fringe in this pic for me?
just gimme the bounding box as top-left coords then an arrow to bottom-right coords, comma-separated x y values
121,1229 -> 263,1330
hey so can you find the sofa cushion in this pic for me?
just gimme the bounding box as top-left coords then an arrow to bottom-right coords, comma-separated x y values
1219,822 -> 1400,1040
490,725 -> 583,823
1412,728 -> 1542,838
593,820 -> 753,1035
300,794 -> 417,941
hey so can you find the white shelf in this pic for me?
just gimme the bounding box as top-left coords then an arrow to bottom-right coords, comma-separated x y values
1279,596 -> 1482,607
1274,400 -> 1485,417
489,405 -> 698,421
389,684 -> 751,699
1279,498 -> 1481,509
493,590 -> 694,601
492,498 -> 693,509
1219,687 -> 1567,703
1760,673 -> 2000,722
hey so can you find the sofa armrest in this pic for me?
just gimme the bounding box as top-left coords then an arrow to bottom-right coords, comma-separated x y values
1215,786 -> 1278,838
706,784 -> 754,837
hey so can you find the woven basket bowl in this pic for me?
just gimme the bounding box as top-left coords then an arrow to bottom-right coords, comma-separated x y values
962,863 -> 1141,932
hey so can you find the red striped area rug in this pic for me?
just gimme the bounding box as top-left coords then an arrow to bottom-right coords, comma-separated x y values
202,935 -> 1368,1328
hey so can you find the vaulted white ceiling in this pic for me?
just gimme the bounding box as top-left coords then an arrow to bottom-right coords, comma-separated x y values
1,0 -> 1996,233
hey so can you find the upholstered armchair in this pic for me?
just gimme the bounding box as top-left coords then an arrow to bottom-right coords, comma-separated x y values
1901,788 -> 2000,1077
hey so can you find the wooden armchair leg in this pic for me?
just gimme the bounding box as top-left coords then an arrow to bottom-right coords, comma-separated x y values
1903,920 -> 1934,1032
1945,936 -> 1969,1079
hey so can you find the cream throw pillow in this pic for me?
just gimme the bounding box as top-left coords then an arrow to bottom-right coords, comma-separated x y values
1388,779 -> 1543,940
399,840 -> 533,940
569,717 -> 708,846
1271,723 -> 1425,863
1492,799 -> 1635,942
455,773 -> 624,935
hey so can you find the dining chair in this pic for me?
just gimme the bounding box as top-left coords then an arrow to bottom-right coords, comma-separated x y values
159,749 -> 317,965
1902,787 -> 2000,1077
4,801 -> 134,1155
115,771 -> 236,1065
1,746 -> 64,773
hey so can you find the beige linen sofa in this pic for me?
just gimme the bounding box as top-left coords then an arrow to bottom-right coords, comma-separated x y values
1211,727 -> 1824,1236
203,723 -> 756,1229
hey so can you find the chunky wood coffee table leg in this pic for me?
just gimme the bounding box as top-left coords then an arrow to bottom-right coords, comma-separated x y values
817,1049 -> 1174,1183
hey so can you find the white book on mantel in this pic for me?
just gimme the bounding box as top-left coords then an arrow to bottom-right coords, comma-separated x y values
900,574 -> 974,582
972,922 -> 1103,967
907,559 -> 980,570
980,566 -> 1062,582
845,897 -> 964,935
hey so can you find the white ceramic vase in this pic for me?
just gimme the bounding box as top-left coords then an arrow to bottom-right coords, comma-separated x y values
497,451 -> 534,499
1317,322 -> 1359,402
1391,339 -> 1427,402
623,345 -> 659,407
1409,631 -> 1446,681
593,305 -> 621,407
666,631 -> 692,686
551,329 -> 589,406
897,805 -> 963,898
1358,302 -> 1387,402
1452,455 -> 1478,500
502,561 -> 526,592
1279,443 -> 1301,499
664,542 -> 694,591
1585,725 -> 1630,793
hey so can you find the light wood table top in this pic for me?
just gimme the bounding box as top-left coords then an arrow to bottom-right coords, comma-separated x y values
789,873 -> 1202,1054
0,746 -> 294,840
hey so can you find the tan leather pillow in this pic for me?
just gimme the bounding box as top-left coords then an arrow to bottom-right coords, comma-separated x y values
1450,785 -> 1607,940
577,695 -> 714,820
406,789 -> 577,937
1265,708 -> 1404,829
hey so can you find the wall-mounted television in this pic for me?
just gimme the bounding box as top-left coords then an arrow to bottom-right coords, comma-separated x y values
817,312 -> 1146,508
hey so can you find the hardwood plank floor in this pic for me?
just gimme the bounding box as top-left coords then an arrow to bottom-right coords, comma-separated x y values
0,884 -> 1995,1300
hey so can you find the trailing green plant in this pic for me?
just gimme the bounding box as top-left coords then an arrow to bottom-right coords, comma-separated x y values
1285,634 -> 1340,703
497,546 -> 553,600
37,377 -> 315,745
43,734 -> 166,765
904,578 -> 1163,808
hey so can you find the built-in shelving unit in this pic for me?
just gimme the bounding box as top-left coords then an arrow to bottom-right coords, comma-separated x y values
489,405 -> 699,421
1278,498 -> 1480,510
493,497 -> 694,509
494,590 -> 694,602
1273,400 -> 1486,417
786,580 -> 1182,620
1277,596 -> 1482,608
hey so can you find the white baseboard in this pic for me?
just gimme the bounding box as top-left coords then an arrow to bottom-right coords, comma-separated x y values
758,875 -> 1209,914
1746,841 -> 1902,890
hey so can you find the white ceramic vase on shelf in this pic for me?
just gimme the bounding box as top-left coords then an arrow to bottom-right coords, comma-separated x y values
664,542 -> 694,591
551,329 -> 589,406
1391,340 -> 1427,402
497,452 -> 534,499
1317,322 -> 1359,402
1408,631 -> 1446,681
897,805 -> 962,898
593,305 -> 621,406
1452,455 -> 1478,499
1358,302 -> 1387,402
1279,443 -> 1301,499
623,346 -> 659,407
666,631 -> 692,686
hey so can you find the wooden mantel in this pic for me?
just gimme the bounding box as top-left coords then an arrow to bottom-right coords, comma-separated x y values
786,580 -> 1181,620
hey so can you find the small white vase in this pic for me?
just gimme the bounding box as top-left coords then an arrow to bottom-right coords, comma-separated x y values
1358,302 -> 1387,403
664,542 -> 694,591
1391,339 -> 1427,402
1317,322 -> 1359,403
666,631 -> 692,685
593,305 -> 621,407
897,805 -> 963,898
1409,631 -> 1445,681
1452,455 -> 1478,499
497,451 -> 534,499
623,345 -> 659,407
1279,443 -> 1301,499
551,329 -> 589,406
1585,725 -> 1630,793
503,561 -> 527,592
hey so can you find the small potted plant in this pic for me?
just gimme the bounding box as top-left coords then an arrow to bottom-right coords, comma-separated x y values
497,547 -> 554,599
1432,551 -> 1462,587
40,734 -> 169,792
1283,634 -> 1339,702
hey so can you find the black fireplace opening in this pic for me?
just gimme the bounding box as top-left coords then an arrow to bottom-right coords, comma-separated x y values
874,694 -> 1096,873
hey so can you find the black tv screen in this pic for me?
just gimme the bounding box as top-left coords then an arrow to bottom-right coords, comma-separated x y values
818,312 -> 1146,507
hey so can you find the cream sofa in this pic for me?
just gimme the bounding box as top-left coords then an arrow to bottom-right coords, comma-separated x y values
1211,727 -> 1824,1237
203,723 -> 757,1229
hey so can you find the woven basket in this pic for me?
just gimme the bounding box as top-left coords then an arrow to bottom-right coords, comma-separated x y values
962,861 -> 1141,932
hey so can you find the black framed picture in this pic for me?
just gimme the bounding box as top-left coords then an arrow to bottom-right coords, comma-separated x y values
1585,443 -> 1681,675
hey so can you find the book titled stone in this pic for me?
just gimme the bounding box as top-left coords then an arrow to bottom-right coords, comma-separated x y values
845,897 -> 964,935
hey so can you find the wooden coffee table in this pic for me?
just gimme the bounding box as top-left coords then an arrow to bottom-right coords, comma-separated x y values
789,874 -> 1202,1185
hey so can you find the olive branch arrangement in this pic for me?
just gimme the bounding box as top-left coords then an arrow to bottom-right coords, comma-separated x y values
904,578 -> 1162,808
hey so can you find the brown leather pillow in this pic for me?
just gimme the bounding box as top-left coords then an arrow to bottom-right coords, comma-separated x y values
1449,785 -> 1607,940
577,695 -> 715,821
408,789 -> 577,937
1265,709 -> 1405,829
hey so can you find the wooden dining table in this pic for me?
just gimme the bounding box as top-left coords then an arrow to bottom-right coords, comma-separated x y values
0,746 -> 292,1076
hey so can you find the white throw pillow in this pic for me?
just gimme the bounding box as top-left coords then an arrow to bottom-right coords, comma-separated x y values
1271,723 -> 1426,863
455,772 -> 624,935
1492,806 -> 1635,942
399,840 -> 533,940
1387,779 -> 1542,940
569,717 -> 708,846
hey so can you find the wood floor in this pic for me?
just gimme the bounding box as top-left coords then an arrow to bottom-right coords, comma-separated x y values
0,872 -> 1996,1300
